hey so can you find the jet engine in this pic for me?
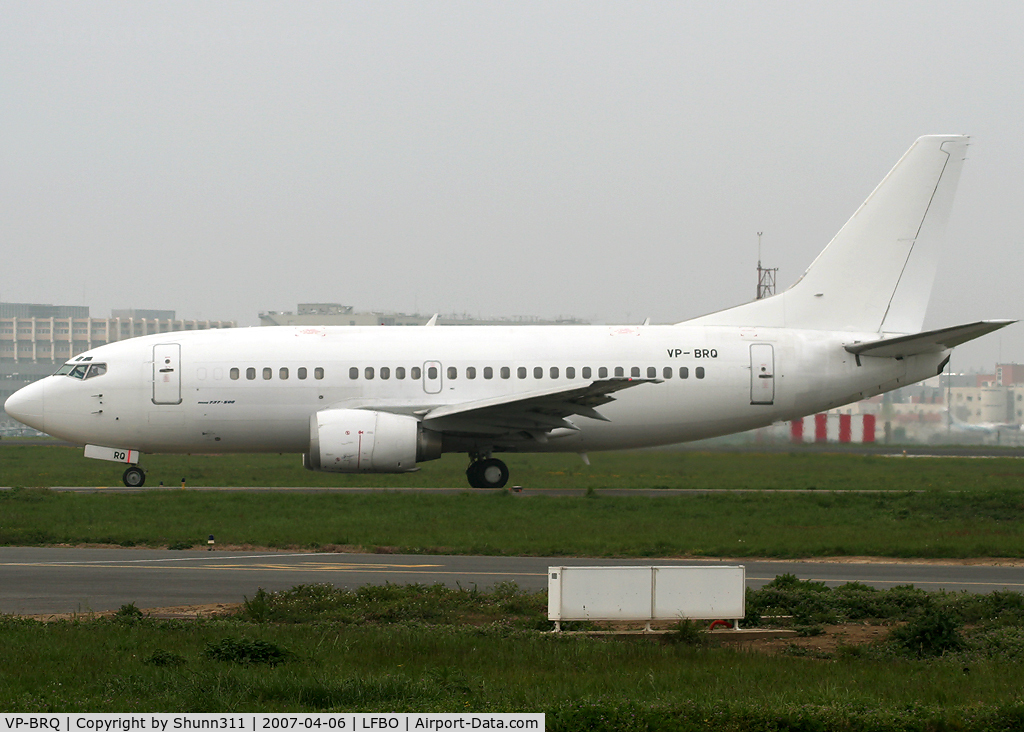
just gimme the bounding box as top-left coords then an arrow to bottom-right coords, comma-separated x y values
304,409 -> 442,473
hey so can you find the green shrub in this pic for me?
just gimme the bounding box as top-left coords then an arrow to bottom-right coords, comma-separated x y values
114,603 -> 144,621
204,637 -> 292,665
663,619 -> 707,646
144,649 -> 187,667
890,608 -> 964,657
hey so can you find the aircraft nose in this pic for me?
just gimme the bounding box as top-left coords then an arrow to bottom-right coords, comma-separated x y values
4,381 -> 45,431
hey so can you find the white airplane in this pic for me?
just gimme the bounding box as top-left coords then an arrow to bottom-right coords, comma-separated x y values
947,411 -> 1022,433
4,135 -> 1014,488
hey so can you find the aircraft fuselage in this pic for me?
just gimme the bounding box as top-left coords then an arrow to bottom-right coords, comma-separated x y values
13,324 -> 942,455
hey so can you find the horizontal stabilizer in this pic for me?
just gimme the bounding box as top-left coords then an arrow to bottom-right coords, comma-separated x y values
844,320 -> 1015,359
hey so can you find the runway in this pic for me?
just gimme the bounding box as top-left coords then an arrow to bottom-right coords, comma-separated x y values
2,547 -> 1022,615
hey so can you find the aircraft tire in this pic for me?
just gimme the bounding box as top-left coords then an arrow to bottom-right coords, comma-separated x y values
122,466 -> 146,488
476,458 -> 509,489
466,461 -> 484,488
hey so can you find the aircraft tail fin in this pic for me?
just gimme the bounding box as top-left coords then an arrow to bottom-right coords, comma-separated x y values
684,135 -> 970,333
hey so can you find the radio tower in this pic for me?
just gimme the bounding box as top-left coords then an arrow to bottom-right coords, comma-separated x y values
756,231 -> 777,300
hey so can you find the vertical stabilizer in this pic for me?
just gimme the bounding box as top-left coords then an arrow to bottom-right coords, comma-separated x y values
685,135 -> 969,333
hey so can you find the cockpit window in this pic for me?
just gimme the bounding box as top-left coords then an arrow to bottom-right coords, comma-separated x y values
63,363 -> 107,380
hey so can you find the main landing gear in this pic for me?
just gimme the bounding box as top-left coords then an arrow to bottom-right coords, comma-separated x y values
466,457 -> 509,489
122,466 -> 146,487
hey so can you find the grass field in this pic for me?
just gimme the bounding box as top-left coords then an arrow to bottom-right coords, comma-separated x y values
3,447 -> 1024,557
4,581 -> 1024,728
4,443 -> 1024,490
6,447 -> 1024,725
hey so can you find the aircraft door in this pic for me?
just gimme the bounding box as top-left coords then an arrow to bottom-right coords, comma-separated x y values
750,344 -> 775,405
423,361 -> 443,394
153,344 -> 182,405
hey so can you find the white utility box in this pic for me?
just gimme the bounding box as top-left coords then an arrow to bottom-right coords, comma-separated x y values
547,565 -> 745,631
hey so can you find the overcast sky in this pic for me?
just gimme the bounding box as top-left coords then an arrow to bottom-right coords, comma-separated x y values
2,1 -> 1022,371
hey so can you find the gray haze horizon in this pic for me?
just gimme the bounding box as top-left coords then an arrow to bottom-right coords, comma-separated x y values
3,1 -> 1022,372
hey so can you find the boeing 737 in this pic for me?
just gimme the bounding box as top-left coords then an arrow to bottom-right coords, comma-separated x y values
4,135 -> 1014,488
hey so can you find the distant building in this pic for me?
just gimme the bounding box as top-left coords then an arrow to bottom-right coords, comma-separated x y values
0,302 -> 88,319
110,308 -> 176,321
259,303 -> 588,327
948,363 -> 1024,426
1,302 -> 235,432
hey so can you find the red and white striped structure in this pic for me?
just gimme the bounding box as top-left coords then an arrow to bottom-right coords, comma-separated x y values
790,414 -> 876,443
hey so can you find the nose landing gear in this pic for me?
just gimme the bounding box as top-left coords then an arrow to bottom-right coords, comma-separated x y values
466,456 -> 509,489
122,466 -> 146,487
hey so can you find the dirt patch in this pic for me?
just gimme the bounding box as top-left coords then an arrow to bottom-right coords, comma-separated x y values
22,603 -> 242,622
558,620 -> 894,656
17,603 -> 891,656
730,622 -> 892,655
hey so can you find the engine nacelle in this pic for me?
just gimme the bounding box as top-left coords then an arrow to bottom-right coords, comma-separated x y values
304,409 -> 442,473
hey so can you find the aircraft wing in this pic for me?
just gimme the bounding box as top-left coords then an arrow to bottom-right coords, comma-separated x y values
419,378 -> 658,437
844,320 -> 1015,359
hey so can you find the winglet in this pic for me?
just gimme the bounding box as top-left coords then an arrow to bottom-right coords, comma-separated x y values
425,314 -> 438,327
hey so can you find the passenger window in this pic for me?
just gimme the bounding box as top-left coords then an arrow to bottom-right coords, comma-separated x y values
663,366 -> 672,379
427,366 -> 437,379
197,368 -> 207,381
615,367 -> 624,378
467,367 -> 476,379
447,366 -> 457,380
396,367 -> 406,379
230,368 -> 239,380
349,367 -> 358,380
647,367 -> 656,378
582,367 -> 591,379
598,367 -> 608,378
680,367 -> 689,379
696,367 -> 705,379
365,367 -> 375,380
245,367 -> 255,380
550,367 -> 559,379
500,366 -> 510,379
631,367 -> 640,378
533,366 -> 543,379
566,367 -> 575,379
280,368 -> 289,380
412,366 -> 422,379
381,367 -> 390,380
263,367 -> 272,380
298,367 -> 307,380
314,367 -> 324,380
517,367 -> 527,379
484,367 -> 493,379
